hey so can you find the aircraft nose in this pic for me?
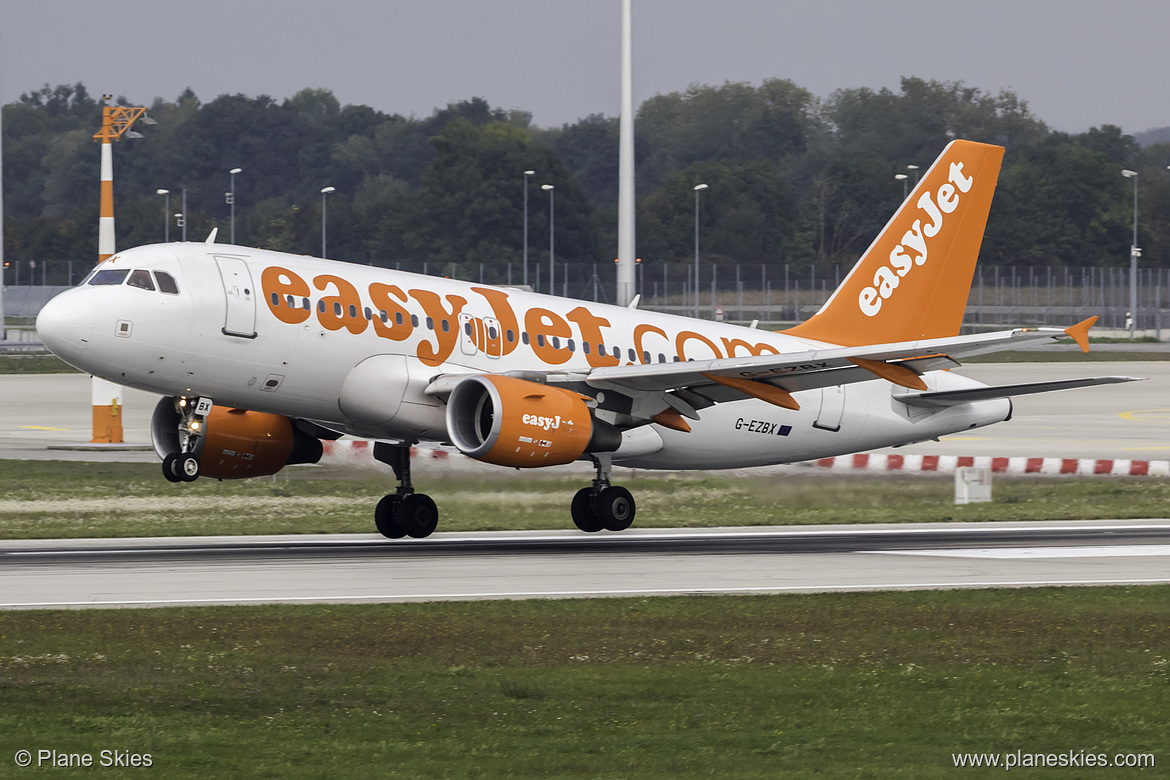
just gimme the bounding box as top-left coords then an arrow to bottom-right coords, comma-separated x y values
36,291 -> 94,365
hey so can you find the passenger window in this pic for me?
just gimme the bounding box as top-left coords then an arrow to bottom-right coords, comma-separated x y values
127,270 -> 155,291
88,269 -> 130,286
154,271 -> 180,294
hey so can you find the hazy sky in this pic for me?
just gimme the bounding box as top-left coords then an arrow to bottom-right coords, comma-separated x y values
1,0 -> 1168,134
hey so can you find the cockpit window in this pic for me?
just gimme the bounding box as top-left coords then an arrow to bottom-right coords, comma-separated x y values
127,269 -> 156,291
88,269 -> 130,286
154,271 -> 180,294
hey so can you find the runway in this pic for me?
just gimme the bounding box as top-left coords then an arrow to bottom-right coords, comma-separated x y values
2,521 -> 1168,609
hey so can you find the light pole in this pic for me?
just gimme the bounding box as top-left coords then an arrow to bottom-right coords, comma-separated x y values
907,164 -> 919,187
1122,169 -> 1139,338
320,186 -> 335,258
894,174 -> 908,201
523,170 -> 534,288
542,185 -> 555,295
693,183 -> 708,318
228,168 -> 242,244
156,189 -> 169,242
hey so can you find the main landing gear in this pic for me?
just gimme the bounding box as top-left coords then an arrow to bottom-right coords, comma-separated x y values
570,454 -> 636,533
373,442 -> 438,540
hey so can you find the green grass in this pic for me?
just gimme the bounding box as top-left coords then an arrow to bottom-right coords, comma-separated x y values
0,589 -> 1165,778
0,353 -> 81,373
3,460 -> 1170,539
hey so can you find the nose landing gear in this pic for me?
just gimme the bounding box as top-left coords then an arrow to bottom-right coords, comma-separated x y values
161,397 -> 205,483
571,454 -> 636,533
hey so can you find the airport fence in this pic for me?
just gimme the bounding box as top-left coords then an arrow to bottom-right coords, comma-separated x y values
5,259 -> 1169,339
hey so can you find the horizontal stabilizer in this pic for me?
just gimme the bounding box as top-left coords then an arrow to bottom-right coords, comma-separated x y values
899,376 -> 1142,408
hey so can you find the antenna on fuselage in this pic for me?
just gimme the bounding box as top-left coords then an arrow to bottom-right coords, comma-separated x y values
205,228 -> 219,244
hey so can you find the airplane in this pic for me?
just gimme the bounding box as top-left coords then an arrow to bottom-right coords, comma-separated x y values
36,140 -> 1138,539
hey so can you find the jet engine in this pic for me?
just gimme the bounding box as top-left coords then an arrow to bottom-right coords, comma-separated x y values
151,397 -> 323,480
445,375 -> 619,468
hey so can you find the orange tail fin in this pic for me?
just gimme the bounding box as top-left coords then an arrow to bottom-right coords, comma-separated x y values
786,140 -> 1004,346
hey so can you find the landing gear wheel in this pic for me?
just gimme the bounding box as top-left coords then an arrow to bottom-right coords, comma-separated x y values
162,453 -> 183,483
177,454 -> 201,483
397,493 -> 438,539
374,494 -> 406,539
571,487 -> 604,533
596,486 -> 635,532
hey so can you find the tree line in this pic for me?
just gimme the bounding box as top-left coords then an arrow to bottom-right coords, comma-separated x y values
4,78 -> 1170,287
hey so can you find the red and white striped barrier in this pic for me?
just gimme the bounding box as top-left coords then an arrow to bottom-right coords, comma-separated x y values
812,453 -> 1170,477
320,440 -> 453,463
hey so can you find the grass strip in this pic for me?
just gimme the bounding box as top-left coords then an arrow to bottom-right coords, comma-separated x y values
1,588 -> 1165,778
4,460 -> 1170,539
0,354 -> 81,374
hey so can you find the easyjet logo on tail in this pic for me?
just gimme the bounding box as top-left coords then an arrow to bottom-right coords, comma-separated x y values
858,161 -> 975,317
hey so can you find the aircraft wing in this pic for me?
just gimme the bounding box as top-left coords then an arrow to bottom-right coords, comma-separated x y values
578,326 -> 1077,396
426,321 -> 1139,425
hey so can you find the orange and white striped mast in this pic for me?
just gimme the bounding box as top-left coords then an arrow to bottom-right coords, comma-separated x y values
93,97 -> 149,262
90,97 -> 151,442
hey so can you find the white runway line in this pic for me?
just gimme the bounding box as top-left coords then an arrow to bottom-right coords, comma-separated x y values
867,544 -> 1170,559
3,578 -> 1170,609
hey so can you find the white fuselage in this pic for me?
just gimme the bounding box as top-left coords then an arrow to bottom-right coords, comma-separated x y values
37,243 -> 1010,469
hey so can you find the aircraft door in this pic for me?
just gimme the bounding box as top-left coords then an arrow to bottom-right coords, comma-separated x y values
457,314 -> 502,359
813,385 -> 845,432
458,313 -> 477,356
215,256 -> 257,338
483,317 -> 502,358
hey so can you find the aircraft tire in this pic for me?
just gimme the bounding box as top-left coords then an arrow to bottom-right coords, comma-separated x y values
571,487 -> 604,533
374,494 -> 407,539
596,486 -> 635,532
398,493 -> 439,539
178,454 -> 201,482
161,453 -> 183,483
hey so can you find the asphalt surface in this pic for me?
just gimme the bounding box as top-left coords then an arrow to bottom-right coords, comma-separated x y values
2,522 -> 1168,608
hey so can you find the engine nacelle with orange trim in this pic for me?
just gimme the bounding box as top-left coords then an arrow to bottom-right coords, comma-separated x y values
151,398 -> 323,479
445,375 -> 619,468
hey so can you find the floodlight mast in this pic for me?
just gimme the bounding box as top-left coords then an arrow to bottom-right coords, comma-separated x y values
616,0 -> 636,306
93,98 -> 151,262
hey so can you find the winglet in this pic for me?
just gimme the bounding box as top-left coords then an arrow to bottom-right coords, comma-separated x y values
1064,316 -> 1098,353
